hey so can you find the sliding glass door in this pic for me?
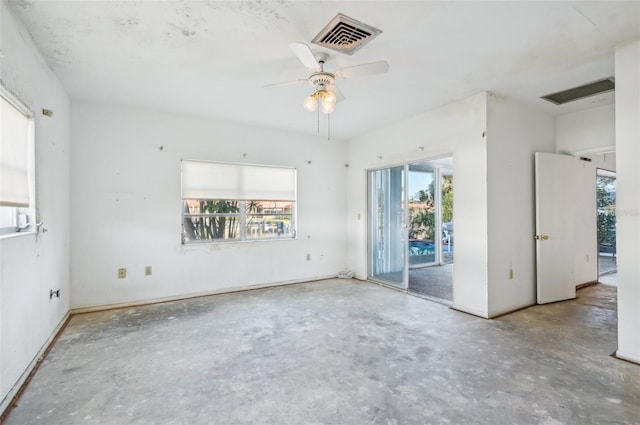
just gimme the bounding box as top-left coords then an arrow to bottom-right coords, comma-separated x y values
368,157 -> 453,292
408,164 -> 437,267
369,166 -> 407,288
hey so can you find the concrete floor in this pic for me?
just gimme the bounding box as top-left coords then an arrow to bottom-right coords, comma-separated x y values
4,280 -> 639,425
408,264 -> 453,302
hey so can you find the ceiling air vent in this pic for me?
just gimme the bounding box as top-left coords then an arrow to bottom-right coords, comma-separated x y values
541,77 -> 615,105
311,13 -> 382,55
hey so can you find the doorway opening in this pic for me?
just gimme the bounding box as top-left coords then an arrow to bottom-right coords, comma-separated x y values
407,163 -> 453,303
368,157 -> 453,304
597,169 -> 616,285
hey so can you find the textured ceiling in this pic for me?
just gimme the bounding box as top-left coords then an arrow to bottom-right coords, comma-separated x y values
7,1 -> 640,140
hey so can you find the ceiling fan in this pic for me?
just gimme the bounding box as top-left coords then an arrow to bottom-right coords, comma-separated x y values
267,42 -> 389,115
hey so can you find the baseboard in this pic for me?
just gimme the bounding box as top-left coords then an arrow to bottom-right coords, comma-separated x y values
576,280 -> 599,289
615,350 -> 640,365
487,302 -> 536,319
450,304 -> 489,319
70,275 -> 337,315
0,311 -> 71,420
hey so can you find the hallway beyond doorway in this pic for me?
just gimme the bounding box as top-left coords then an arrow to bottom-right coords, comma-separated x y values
599,254 -> 617,275
599,272 -> 617,286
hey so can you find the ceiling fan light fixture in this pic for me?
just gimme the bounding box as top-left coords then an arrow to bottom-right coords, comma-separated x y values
321,90 -> 336,105
321,99 -> 336,114
303,94 -> 318,112
278,41 -> 389,137
303,90 -> 336,114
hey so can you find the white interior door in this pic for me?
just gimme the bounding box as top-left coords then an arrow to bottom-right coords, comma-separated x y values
535,152 -> 576,304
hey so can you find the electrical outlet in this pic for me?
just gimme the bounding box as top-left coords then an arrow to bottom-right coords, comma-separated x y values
509,269 -> 514,280
145,266 -> 152,276
118,268 -> 127,279
306,253 -> 311,261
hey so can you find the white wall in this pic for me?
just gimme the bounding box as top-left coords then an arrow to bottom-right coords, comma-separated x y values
0,1 -> 71,411
70,101 -> 347,309
346,92 -> 490,317
346,92 -> 599,320
486,95 -> 556,317
554,103 -> 616,289
615,38 -> 640,364
556,104 -> 615,154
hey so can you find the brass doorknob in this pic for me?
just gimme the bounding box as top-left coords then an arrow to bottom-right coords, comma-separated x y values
534,234 -> 549,240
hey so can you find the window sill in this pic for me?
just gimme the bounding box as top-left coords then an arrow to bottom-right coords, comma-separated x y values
0,230 -> 37,241
182,237 -> 298,246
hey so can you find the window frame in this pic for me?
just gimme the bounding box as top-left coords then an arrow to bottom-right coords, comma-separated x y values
0,86 -> 36,239
181,160 -> 297,245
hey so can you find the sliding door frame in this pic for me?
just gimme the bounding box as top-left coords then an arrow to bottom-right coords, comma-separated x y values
367,156 -> 453,290
367,165 -> 409,290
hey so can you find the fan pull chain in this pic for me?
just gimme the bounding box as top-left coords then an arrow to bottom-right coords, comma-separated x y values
316,102 -> 320,134
327,113 -> 331,140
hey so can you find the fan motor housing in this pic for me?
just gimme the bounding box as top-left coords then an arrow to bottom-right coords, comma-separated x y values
309,72 -> 335,89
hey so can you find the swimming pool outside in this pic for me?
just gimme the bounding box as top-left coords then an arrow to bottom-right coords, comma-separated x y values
409,240 -> 453,256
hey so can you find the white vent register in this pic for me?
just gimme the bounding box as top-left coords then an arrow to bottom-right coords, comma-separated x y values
311,13 -> 382,55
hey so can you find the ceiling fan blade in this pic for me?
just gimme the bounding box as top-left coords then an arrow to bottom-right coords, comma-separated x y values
262,79 -> 309,88
289,42 -> 320,70
335,61 -> 389,79
327,84 -> 345,103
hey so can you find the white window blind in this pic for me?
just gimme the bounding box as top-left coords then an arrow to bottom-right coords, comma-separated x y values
0,94 -> 31,207
181,160 -> 296,201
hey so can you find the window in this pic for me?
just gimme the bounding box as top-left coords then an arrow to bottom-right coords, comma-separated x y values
0,88 -> 35,237
181,160 -> 296,243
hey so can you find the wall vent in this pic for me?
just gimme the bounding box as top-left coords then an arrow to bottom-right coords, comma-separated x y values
311,13 -> 382,55
541,77 -> 615,105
